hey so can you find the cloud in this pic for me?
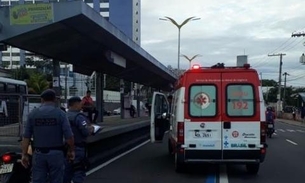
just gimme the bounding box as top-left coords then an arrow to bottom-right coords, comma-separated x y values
140,0 -> 305,86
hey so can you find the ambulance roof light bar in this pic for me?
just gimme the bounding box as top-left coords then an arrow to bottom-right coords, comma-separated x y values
243,63 -> 250,69
192,64 -> 200,69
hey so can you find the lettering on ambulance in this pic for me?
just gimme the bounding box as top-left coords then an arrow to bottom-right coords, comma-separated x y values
226,84 -> 255,116
231,143 -> 247,148
195,78 -> 248,82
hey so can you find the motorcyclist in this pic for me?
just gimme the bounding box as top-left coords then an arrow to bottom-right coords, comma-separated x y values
266,107 -> 276,123
265,107 -> 276,133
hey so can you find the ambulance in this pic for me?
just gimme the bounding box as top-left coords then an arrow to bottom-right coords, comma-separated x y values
150,63 -> 267,174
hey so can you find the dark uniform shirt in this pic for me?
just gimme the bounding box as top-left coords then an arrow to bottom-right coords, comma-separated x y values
23,103 -> 73,148
66,110 -> 90,145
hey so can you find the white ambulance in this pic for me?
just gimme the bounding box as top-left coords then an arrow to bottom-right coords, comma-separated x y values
150,63 -> 267,174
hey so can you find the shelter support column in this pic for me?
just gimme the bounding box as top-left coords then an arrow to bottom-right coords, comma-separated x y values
18,0 -> 26,67
96,72 -> 104,122
0,50 -> 2,67
136,83 -> 140,117
0,0 -> 2,67
92,0 -> 104,122
52,60 -> 61,97
120,79 -> 125,119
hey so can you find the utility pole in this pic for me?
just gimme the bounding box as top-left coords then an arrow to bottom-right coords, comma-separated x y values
283,72 -> 290,108
268,53 -> 286,115
259,72 -> 263,87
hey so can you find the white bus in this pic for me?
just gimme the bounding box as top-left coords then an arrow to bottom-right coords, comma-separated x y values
0,77 -> 28,137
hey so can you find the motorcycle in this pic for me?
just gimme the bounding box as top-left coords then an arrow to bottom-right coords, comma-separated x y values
266,121 -> 275,138
0,140 -> 32,183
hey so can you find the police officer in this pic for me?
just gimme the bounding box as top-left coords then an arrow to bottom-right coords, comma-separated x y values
64,96 -> 94,183
21,89 -> 75,183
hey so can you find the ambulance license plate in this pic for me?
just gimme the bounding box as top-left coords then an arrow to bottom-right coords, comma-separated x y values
194,131 -> 213,138
268,124 -> 273,128
0,164 -> 14,175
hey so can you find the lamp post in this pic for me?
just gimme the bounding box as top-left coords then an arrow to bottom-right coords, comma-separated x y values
181,54 -> 202,69
159,16 -> 200,75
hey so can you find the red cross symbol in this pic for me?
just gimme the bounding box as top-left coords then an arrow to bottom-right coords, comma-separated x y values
196,95 -> 207,105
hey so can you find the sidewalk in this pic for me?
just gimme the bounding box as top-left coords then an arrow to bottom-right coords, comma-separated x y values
98,116 -> 150,128
276,118 -> 305,128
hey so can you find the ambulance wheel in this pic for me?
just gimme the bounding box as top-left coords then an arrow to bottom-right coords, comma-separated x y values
246,163 -> 260,174
168,139 -> 173,156
175,153 -> 185,173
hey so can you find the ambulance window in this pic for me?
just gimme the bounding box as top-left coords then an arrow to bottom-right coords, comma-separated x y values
189,85 -> 217,117
0,83 -> 4,93
226,84 -> 254,116
154,94 -> 168,114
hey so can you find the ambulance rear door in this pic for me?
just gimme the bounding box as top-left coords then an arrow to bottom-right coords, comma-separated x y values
221,71 -> 261,160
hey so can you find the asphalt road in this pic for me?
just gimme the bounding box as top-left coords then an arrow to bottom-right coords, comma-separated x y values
85,121 -> 305,183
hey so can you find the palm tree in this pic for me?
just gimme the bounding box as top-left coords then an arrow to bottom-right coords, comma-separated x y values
26,72 -> 49,94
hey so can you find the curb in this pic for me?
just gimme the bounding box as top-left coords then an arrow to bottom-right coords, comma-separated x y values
277,120 -> 305,129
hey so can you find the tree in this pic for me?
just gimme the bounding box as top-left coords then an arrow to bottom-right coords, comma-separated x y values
11,66 -> 30,81
261,79 -> 278,87
25,56 -> 53,79
105,75 -> 120,91
26,72 -> 49,94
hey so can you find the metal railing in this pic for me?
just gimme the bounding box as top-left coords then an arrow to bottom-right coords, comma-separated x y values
0,94 -> 63,137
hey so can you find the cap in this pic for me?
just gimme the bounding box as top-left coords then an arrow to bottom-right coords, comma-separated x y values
68,96 -> 82,107
40,89 -> 56,101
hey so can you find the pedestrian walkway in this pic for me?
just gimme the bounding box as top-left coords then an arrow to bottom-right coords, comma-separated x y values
276,118 -> 305,128
99,116 -> 149,128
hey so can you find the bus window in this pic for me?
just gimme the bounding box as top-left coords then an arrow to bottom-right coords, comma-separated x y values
0,83 -> 4,93
19,85 -> 26,94
7,84 -> 17,93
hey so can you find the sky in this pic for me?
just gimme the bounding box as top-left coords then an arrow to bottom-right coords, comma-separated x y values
140,0 -> 305,87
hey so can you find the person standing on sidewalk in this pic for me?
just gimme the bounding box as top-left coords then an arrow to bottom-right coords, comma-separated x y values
301,103 -> 305,123
82,90 -> 99,123
21,89 -> 75,183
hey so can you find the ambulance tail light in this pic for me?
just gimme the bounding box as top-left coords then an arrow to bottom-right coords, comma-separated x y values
177,122 -> 184,144
260,121 -> 266,144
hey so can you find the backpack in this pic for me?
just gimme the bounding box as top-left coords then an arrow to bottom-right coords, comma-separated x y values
266,111 -> 273,122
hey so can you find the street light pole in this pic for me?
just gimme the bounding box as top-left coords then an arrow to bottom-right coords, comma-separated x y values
181,54 -> 202,69
159,16 -> 200,75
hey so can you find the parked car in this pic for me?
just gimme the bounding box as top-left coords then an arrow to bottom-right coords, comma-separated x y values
104,109 -> 111,116
113,107 -> 121,115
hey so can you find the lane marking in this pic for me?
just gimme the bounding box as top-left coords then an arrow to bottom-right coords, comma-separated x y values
86,140 -> 150,176
219,165 -> 229,183
287,129 -> 295,132
273,133 -> 277,136
286,139 -> 298,146
277,129 -> 285,132
296,130 -> 305,133
205,174 -> 216,183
